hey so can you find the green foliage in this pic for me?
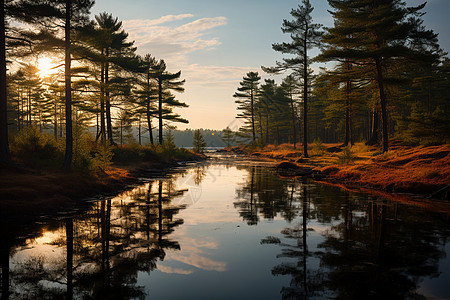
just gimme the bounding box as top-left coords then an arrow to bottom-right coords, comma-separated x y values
163,130 -> 177,152
11,126 -> 61,167
311,138 -> 326,156
112,144 -> 145,164
396,103 -> 450,146
193,129 -> 207,154
71,126 -> 95,172
337,147 -> 355,165
221,127 -> 235,147
93,140 -> 115,171
233,72 -> 261,143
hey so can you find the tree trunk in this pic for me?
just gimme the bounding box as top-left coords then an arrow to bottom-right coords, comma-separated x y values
265,111 -> 269,145
366,107 -> 379,146
17,91 -> 21,131
344,59 -> 353,147
147,103 -> 154,145
120,120 -> 123,147
105,48 -> 114,145
158,80 -> 163,144
290,93 -> 296,149
146,71 -> 153,145
62,0 -> 73,171
258,111 -> 263,145
27,89 -> 31,125
276,125 -> 280,145
303,36 -> 309,157
54,98 -> 58,139
250,86 -> 256,143
100,50 -> 106,142
375,58 -> 388,152
138,114 -> 141,145
95,103 -> 99,140
345,97 -> 350,147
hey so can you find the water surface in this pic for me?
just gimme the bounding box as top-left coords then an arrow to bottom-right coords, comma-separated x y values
1,156 -> 449,299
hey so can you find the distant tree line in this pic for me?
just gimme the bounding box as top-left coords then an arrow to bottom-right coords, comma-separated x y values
233,0 -> 449,155
1,0 -> 188,169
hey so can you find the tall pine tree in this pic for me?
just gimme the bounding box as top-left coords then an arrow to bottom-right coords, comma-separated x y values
233,71 -> 260,144
319,0 -> 440,152
262,0 -> 322,157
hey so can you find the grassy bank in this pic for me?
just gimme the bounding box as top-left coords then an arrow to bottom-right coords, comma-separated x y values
0,144 -> 205,220
228,142 -> 450,199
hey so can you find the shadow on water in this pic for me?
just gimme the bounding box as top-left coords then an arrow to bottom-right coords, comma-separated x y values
1,159 -> 450,299
0,174 -> 187,299
234,165 -> 450,299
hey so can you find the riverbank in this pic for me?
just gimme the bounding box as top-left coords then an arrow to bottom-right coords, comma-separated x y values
0,149 -> 205,221
227,143 -> 450,200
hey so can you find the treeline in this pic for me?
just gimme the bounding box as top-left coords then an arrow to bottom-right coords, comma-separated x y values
87,127 -> 230,148
1,0 -> 188,169
233,0 -> 450,156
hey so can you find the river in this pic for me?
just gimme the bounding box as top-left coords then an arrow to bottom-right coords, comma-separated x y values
1,154 -> 449,299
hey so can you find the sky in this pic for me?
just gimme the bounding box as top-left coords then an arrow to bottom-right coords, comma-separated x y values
90,0 -> 450,131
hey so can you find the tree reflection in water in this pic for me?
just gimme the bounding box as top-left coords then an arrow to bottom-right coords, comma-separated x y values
234,165 -> 299,225
1,164 -> 449,299
1,176 -> 187,299
233,166 -> 450,299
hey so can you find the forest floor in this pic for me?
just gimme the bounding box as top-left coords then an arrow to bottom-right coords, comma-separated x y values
228,142 -> 450,200
0,153 -> 204,222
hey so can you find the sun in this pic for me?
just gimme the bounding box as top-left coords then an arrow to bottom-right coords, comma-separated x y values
37,56 -> 58,78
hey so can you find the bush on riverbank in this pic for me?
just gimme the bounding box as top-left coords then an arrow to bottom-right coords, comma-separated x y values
8,126 -> 203,172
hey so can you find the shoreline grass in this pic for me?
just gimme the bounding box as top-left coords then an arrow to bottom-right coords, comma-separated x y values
228,142 -> 450,199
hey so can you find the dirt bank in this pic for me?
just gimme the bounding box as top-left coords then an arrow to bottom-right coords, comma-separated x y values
227,143 -> 450,200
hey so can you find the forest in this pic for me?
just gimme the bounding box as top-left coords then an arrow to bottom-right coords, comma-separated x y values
233,0 -> 450,157
0,0 -> 448,172
1,0 -> 193,171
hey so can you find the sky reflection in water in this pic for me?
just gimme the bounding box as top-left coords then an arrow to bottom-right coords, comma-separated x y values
1,160 -> 450,299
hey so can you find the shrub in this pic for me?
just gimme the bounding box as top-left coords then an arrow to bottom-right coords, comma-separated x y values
71,126 -> 95,171
337,147 -> 355,165
11,126 -> 61,167
93,140 -> 115,171
311,138 -> 326,156
162,130 -> 177,152
112,144 -> 144,164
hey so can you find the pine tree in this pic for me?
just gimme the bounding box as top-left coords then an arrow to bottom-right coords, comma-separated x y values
221,127 -> 234,147
319,0 -> 440,152
93,12 -> 136,145
280,75 -> 301,148
149,59 -> 186,144
193,129 -> 207,154
233,72 -> 260,144
1,0 -> 65,163
0,0 -> 8,163
262,0 -> 323,157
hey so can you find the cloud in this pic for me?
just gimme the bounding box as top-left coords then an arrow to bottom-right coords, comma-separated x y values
120,14 -> 257,130
182,64 -> 261,89
126,14 -> 194,27
158,265 -> 194,275
122,14 -> 227,65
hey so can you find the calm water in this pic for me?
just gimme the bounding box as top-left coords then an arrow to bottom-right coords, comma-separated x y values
1,156 -> 450,299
